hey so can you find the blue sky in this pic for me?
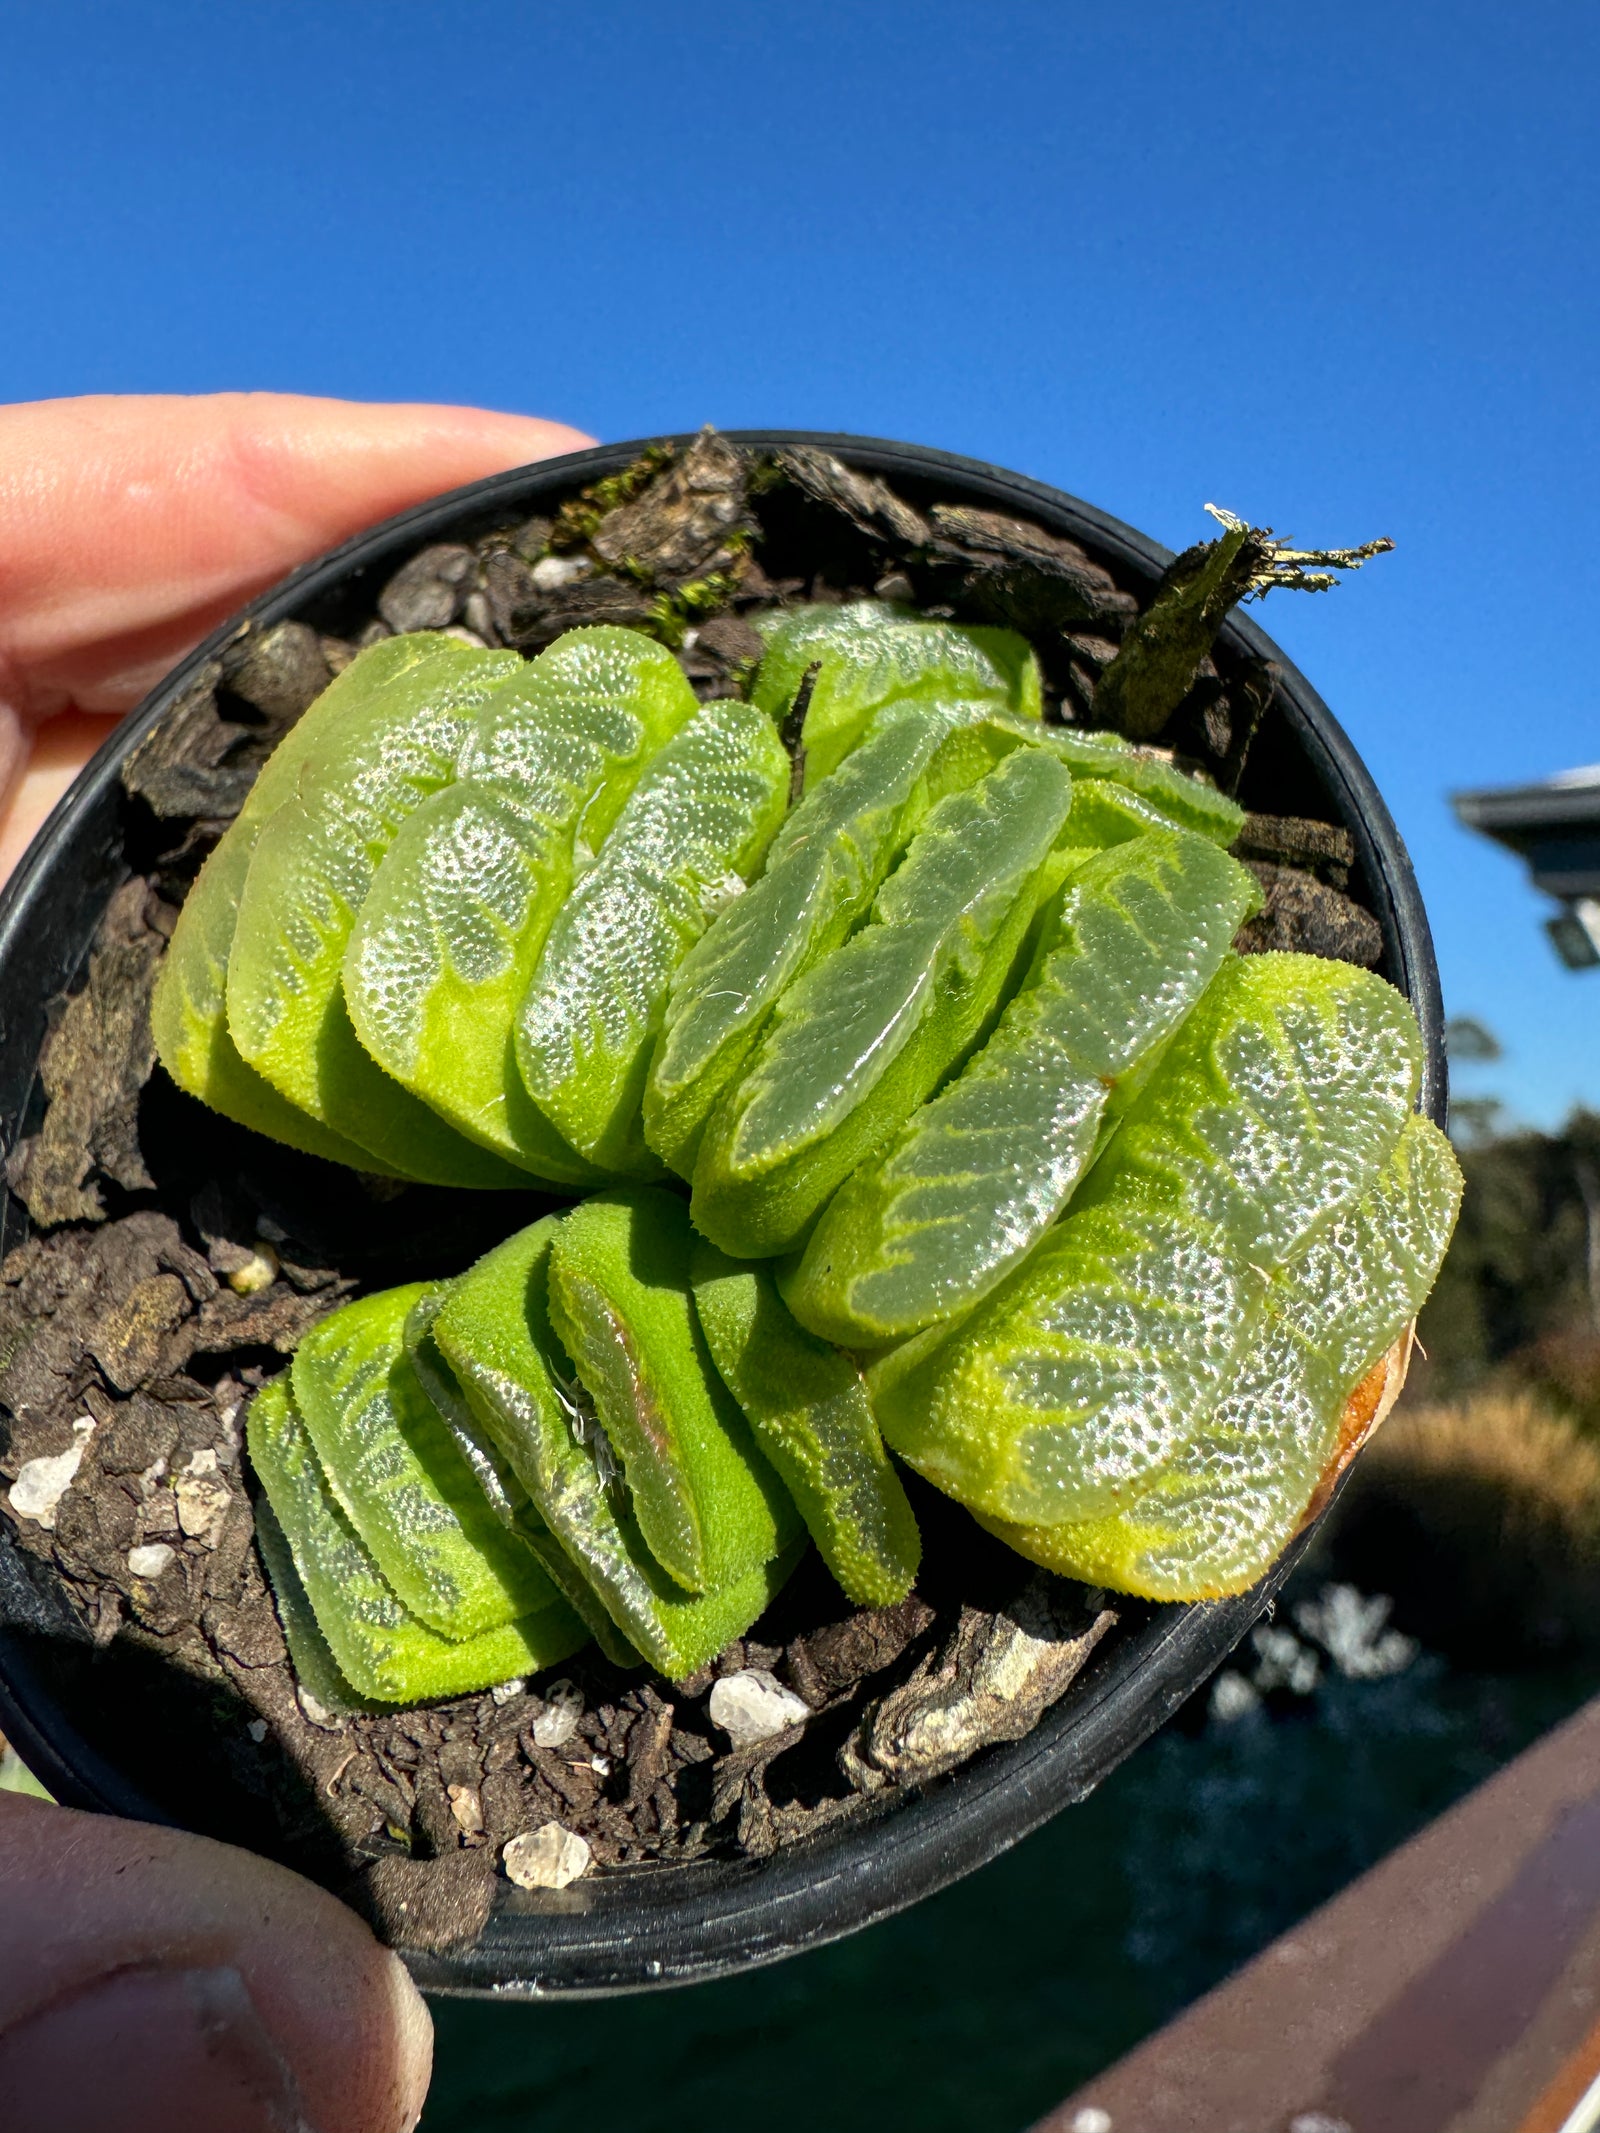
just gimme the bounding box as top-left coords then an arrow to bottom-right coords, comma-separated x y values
4,1 -> 1597,1125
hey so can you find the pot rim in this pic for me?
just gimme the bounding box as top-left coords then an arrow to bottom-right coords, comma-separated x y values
0,430 -> 1447,1996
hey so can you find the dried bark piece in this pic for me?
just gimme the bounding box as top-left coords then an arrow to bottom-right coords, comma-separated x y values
591,428 -> 752,585
218,621 -> 333,726
120,663 -> 258,821
1232,813 -> 1355,889
840,1580 -> 1116,1792
924,503 -> 1139,636
88,1274 -> 191,1392
1236,861 -> 1383,966
500,573 -> 660,653
771,447 -> 932,551
691,612 -> 765,669
6,879 -> 166,1226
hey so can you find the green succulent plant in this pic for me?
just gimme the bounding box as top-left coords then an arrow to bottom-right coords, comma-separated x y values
143,544 -> 1453,1706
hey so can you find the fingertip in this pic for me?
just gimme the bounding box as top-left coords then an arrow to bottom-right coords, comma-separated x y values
0,1795 -> 436,2133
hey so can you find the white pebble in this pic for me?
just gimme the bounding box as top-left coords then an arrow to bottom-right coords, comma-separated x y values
127,1543 -> 176,1579
246,1719 -> 268,1743
7,1419 -> 95,1531
708,1668 -> 810,1747
491,1677 -> 527,1705
530,1678 -> 583,1748
503,1822 -> 591,1890
1069,2111 -> 1113,2133
448,1784 -> 485,1836
530,553 -> 591,590
173,1448 -> 232,1546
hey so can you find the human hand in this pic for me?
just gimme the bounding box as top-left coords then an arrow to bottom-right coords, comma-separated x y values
0,390 -> 592,887
0,390 -> 594,2132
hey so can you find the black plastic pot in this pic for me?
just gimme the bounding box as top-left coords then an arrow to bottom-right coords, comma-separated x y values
0,432 -> 1446,1996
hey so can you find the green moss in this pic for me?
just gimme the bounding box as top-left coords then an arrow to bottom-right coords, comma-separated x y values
548,443 -> 676,551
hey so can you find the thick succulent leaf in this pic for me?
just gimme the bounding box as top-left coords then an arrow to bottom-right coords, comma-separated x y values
345,785 -> 596,1181
1055,775 -> 1204,852
343,629 -> 698,1173
151,818 -> 403,1172
226,646 -> 536,1184
412,1324 -> 638,1665
402,1287 -> 532,1529
691,1238 -> 920,1606
1012,720 -> 1246,845
460,626 -> 700,851
432,1217 -> 803,1680
291,1283 -> 556,1637
1075,952 -> 1422,1268
871,1202 -> 1261,1525
985,1115 -> 1463,1597
644,701 -> 1017,1179
516,701 -> 789,1175
244,633 -> 475,824
752,601 -> 1041,785
253,1499 -> 387,1714
692,746 -> 1074,1255
786,830 -> 1259,1343
150,635 -> 472,1173
1278,1111 -> 1463,1410
871,955 -> 1429,1525
546,1189 -> 797,1595
230,796 -> 531,1185
246,1376 -> 586,1705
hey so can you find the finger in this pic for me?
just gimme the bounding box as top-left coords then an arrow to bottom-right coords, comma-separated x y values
0,710 -> 121,889
0,1792 -> 433,2133
0,391 -> 593,720
0,390 -> 593,890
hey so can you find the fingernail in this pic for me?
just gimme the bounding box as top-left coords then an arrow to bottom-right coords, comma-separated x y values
0,1964 -> 314,2133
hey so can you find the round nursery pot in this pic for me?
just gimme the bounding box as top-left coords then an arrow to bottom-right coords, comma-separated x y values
0,432 -> 1446,1996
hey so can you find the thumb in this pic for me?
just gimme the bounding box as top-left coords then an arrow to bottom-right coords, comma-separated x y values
0,1791 -> 434,2133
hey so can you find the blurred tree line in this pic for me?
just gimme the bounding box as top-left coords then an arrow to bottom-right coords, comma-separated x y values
1417,1018 -> 1600,1429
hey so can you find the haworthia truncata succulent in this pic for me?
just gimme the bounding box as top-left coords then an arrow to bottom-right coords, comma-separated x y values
515,701 -> 791,1177
869,955 -> 1422,1526
691,745 -> 1076,1256
784,829 -> 1261,1344
751,600 -> 1042,785
247,1376 -> 586,1704
290,1283 -> 558,1638
981,1114 -> 1462,1597
343,629 -> 700,1178
690,1238 -> 921,1606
